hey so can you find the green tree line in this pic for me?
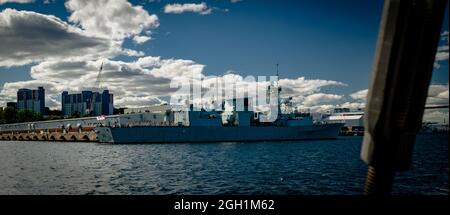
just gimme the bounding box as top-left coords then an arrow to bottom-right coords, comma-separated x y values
0,107 -> 44,124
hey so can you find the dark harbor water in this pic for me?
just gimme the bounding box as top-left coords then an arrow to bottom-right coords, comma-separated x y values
0,134 -> 447,195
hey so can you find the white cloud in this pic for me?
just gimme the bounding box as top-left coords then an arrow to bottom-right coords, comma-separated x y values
0,0 -> 33,4
427,83 -> 448,96
132,35 -> 152,44
0,0 -> 348,112
338,101 -> 366,110
164,2 -> 212,15
349,89 -> 368,101
422,110 -> 449,124
136,56 -> 205,79
0,56 -> 205,108
296,104 -> 336,113
436,90 -> 449,99
279,77 -> 346,96
434,31 -> 449,69
338,84 -> 449,124
435,51 -> 449,61
121,48 -> 145,57
0,8 -> 117,67
345,84 -> 449,108
0,55 -> 350,111
0,0 -> 160,67
65,0 -> 159,41
426,83 -> 449,106
0,79 -> 60,109
302,93 -> 343,106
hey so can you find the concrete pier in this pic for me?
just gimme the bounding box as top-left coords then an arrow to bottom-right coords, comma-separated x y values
0,129 -> 97,142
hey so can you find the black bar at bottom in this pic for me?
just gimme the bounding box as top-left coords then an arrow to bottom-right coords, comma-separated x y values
0,195 -> 447,214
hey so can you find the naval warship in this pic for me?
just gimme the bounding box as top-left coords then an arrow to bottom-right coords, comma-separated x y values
0,79 -> 343,144
94,81 -> 343,144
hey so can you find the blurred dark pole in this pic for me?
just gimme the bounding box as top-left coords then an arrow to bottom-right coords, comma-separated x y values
361,0 -> 447,195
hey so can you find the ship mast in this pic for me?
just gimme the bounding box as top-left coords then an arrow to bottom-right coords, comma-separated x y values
276,63 -> 281,117
264,63 -> 283,121
276,63 -> 279,78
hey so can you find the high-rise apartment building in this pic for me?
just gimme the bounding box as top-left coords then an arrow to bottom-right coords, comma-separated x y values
61,90 -> 113,117
16,87 -> 45,114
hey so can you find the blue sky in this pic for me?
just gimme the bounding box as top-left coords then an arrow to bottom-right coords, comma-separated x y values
0,0 -> 448,121
0,0 -> 385,93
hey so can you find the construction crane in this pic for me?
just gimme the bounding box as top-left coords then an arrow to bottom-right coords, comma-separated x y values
94,61 -> 104,91
87,61 -> 105,116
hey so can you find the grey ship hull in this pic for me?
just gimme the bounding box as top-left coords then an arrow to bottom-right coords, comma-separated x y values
95,123 -> 343,143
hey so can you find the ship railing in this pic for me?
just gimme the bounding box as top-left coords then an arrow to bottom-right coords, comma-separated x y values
118,121 -> 177,127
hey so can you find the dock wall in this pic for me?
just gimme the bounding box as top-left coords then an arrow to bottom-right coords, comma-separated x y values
0,129 -> 97,142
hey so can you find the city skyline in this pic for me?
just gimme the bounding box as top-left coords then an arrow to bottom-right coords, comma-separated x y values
0,0 -> 448,123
